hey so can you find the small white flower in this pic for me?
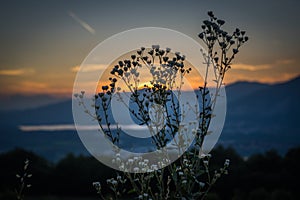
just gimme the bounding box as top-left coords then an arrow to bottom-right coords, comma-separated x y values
151,164 -> 158,170
111,180 -> 117,185
141,168 -> 147,172
138,161 -> 144,167
192,129 -> 197,134
182,180 -> 187,184
224,159 -> 230,167
133,167 -> 139,173
93,182 -> 101,186
119,165 -> 125,171
199,182 -> 205,188
158,161 -> 164,168
93,182 -> 101,190
128,159 -> 134,165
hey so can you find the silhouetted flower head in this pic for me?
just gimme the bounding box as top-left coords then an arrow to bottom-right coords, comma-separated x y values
233,48 -> 239,54
217,19 -> 225,26
207,11 -> 214,18
198,32 -> 204,39
102,86 -> 109,90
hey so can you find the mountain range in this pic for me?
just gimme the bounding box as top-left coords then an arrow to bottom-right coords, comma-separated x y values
0,94 -> 68,111
0,77 -> 299,160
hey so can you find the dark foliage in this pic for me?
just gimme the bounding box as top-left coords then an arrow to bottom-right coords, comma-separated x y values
1,146 -> 300,199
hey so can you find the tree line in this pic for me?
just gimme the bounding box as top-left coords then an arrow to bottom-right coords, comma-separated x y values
0,145 -> 299,200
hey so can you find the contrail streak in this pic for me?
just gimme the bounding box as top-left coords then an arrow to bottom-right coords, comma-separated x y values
68,11 -> 96,35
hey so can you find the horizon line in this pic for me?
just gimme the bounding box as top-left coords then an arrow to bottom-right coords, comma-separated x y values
1,75 -> 299,97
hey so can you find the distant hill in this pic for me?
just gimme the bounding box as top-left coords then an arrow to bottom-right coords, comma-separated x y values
0,94 -> 68,111
225,81 -> 270,103
222,76 -> 300,155
0,77 -> 299,160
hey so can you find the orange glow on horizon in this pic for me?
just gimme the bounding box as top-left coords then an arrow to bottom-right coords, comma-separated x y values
1,60 -> 299,97
2,72 -> 299,97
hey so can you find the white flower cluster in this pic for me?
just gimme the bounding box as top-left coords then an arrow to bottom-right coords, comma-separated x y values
182,158 -> 192,168
111,152 -> 171,173
138,192 -> 153,200
106,178 -> 118,186
92,182 -> 101,192
224,159 -> 230,167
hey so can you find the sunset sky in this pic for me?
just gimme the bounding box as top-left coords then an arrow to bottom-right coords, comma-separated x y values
0,0 -> 299,97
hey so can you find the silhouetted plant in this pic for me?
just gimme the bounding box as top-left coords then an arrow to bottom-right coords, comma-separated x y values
75,11 -> 248,200
15,159 -> 32,200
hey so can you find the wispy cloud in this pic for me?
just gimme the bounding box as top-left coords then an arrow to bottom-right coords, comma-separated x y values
71,64 -> 107,72
21,81 -> 48,89
276,59 -> 295,65
68,11 -> 96,35
0,68 -> 35,76
232,64 -> 272,71
232,59 -> 295,72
